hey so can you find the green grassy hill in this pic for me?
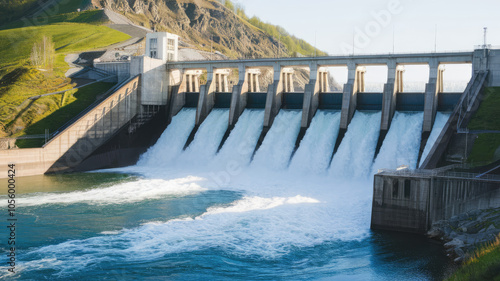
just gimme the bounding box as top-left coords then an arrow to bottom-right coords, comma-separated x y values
0,7 -> 130,139
467,87 -> 500,165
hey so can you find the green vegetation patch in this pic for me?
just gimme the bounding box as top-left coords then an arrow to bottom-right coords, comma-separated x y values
16,82 -> 115,148
447,235 -> 500,281
468,87 -> 500,131
0,22 -> 130,65
468,134 -> 500,165
0,0 -> 92,27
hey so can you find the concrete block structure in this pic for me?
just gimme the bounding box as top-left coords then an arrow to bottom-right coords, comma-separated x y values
145,32 -> 179,62
371,169 -> 500,234
3,48 -> 500,179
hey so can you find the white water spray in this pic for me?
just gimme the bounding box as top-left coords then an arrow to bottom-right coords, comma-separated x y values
329,111 -> 381,179
252,110 -> 302,170
419,112 -> 451,167
289,110 -> 341,174
371,111 -> 423,173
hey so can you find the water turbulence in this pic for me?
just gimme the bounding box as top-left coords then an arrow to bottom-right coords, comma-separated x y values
289,110 -> 341,174
137,108 -> 196,166
329,111 -> 381,179
371,111 -> 424,173
419,112 -> 451,167
8,104 -> 453,280
252,110 -> 302,170
212,109 -> 264,168
180,109 -> 229,165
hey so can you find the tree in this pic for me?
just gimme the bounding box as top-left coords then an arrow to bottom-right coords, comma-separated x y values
30,36 -> 55,70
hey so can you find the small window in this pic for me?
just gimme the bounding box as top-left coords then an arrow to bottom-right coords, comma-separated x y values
392,180 -> 399,198
150,51 -> 157,58
167,38 -> 175,50
150,38 -> 158,49
404,179 -> 411,199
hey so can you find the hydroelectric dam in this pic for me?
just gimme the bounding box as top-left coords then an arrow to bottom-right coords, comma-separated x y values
1,48 -> 500,235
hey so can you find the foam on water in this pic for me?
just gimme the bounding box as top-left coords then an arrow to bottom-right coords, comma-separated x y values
329,111 -> 381,179
18,181 -> 371,275
289,110 -> 341,174
212,109 -> 264,168
419,112 -> 451,167
180,109 -> 229,165
12,105 -> 428,278
4,177 -> 206,207
371,111 -> 423,173
137,108 -> 196,166
252,110 -> 302,170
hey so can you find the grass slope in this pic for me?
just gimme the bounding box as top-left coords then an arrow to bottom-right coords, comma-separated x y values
0,0 -> 92,26
467,87 -> 500,165
447,234 -> 500,281
0,11 -> 130,137
16,82 -> 115,148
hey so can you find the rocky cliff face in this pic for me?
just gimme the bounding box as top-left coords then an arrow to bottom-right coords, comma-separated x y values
92,0 -> 285,59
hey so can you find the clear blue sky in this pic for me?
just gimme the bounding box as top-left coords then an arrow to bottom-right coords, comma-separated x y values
237,0 -> 500,55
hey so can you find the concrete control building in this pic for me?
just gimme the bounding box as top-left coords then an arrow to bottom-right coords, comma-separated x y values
145,32 -> 179,62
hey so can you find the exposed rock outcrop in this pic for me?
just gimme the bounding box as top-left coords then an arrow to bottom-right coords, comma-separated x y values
427,208 -> 500,263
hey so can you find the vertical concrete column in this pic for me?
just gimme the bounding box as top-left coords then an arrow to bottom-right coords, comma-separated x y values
169,69 -> 188,121
289,72 -> 295,92
188,74 -> 194,92
340,62 -> 363,130
423,60 -> 441,133
193,73 -> 200,92
254,73 -> 260,92
223,74 -> 229,92
437,67 -> 445,93
229,66 -> 255,128
196,66 -> 217,125
318,70 -> 329,93
301,64 -> 321,128
380,61 -> 402,131
283,71 -> 289,92
249,72 -> 254,92
264,65 -> 285,128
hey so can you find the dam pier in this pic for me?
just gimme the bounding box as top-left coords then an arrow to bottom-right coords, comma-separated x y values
1,42 -> 500,234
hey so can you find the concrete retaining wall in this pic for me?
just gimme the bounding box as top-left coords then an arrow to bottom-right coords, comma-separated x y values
371,171 -> 500,234
0,76 -> 140,178
94,61 -> 131,83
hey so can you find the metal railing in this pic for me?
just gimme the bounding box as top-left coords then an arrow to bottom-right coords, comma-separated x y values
456,70 -> 488,131
44,75 -> 139,145
377,165 -> 500,182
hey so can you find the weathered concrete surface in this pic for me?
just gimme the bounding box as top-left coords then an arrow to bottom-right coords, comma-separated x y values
300,64 -> 321,129
228,66 -> 250,128
196,68 -> 230,125
422,60 -> 444,133
340,63 -> 365,130
263,65 -> 285,128
371,170 -> 500,234
0,76 -> 140,178
168,51 -> 474,70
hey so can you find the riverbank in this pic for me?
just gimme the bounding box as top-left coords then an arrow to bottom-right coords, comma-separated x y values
427,207 -> 500,263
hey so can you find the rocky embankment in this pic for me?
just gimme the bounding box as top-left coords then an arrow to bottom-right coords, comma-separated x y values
427,207 -> 500,263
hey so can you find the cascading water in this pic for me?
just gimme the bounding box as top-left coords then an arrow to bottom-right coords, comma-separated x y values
252,110 -> 302,170
289,110 -> 341,174
329,111 -> 381,179
371,111 -> 424,173
212,109 -> 264,167
179,109 -> 229,165
137,108 -> 196,166
6,106 -> 452,280
419,112 -> 451,167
